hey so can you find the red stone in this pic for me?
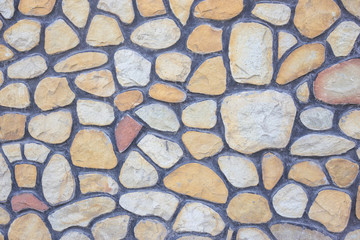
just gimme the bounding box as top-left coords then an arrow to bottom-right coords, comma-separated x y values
11,193 -> 49,212
115,115 -> 142,153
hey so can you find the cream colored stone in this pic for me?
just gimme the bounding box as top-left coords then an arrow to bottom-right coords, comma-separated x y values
60,231 -> 90,240
136,0 -> 166,17
300,107 -> 333,130
252,3 -> 291,26
62,0 -> 89,28
345,229 -> 360,240
182,100 -> 216,129
326,158 -> 359,188
8,55 -> 47,79
237,228 -> 270,240
0,71 -> 3,87
270,223 -> 332,240
194,0 -> 243,20
79,173 -> 119,195
8,213 -> 51,240
134,219 -> 167,240
182,131 -> 223,160
24,143 -> 50,163
262,153 -> 283,190
339,109 -> 360,139
76,99 -> 114,126
97,0 -> 134,24
0,154 -> 11,202
0,113 -> 26,142
342,0 -> 360,19
169,0 -> 194,25
227,228 -> 234,240
177,237 -> 211,240
114,90 -> 143,111
18,0 -> 56,16
54,52 -> 108,73
2,143 -> 21,162
327,21 -> 360,57
92,215 -> 129,240
187,24 -> 222,54
15,164 -> 36,188
75,69 -> 115,97
296,82 -> 310,103
357,186 -> 360,220
0,206 -> 10,225
4,19 -> 41,51
288,161 -> 328,187
87,15 -> 124,47
0,45 -> 13,62
278,31 -> 297,59
0,0 -> 14,19
0,83 -> 30,109
155,52 -> 191,82
149,83 -> 186,103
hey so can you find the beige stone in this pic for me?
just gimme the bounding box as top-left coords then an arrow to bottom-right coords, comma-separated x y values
276,43 -> 325,85
177,237 -> 211,240
345,229 -> 360,240
76,99 -> 114,126
54,52 -> 108,73
342,0 -> 360,19
92,215 -> 129,240
187,56 -> 226,95
182,131 -> 223,160
252,3 -> 291,26
18,0 -> 56,16
309,190 -> 351,232
278,31 -> 297,59
187,24 -> 222,54
300,107 -> 333,131
24,143 -> 50,163
194,0 -> 243,20
164,163 -> 228,203
60,231 -> 90,240
0,71 -> 3,87
29,111 -> 72,144
270,223 -> 332,240
262,153 -> 283,190
327,21 -> 360,57
0,45 -> 14,62
8,213 -> 51,240
155,52 -> 191,82
79,173 -> 119,195
4,19 -> 41,51
114,90 -> 143,111
35,77 -> 75,111
0,206 -> 10,225
294,0 -> 341,39
0,113 -> 26,142
15,164 -> 36,188
97,0 -> 134,24
357,186 -> 360,220
0,83 -> 30,109
0,153 -> 11,202
182,100 -> 217,129
134,219 -> 167,240
62,0 -> 89,28
326,158 -> 359,188
2,143 -> 21,162
149,83 -> 186,103
169,0 -> 194,25
8,55 -> 47,79
237,228 -> 270,240
75,69 -> 115,97
296,82 -> 310,103
136,0 -> 166,17
0,0 -> 14,19
339,109 -> 360,139
288,161 -> 328,187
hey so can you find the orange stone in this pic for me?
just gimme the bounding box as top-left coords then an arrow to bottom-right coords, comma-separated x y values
15,164 -> 37,188
0,113 -> 26,142
149,83 -> 186,103
262,153 -> 283,190
115,115 -> 142,153
194,0 -> 244,20
288,161 -> 328,187
187,24 -> 222,54
114,90 -> 143,111
18,0 -> 56,16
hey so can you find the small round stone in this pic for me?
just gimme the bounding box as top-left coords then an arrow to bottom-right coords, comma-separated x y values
300,107 -> 333,130
149,83 -> 186,103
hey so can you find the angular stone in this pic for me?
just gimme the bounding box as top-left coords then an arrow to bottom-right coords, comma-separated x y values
342,0 -> 360,19
135,219 -> 167,240
48,196 -> 116,231
11,193 -> 49,212
221,90 -> 296,154
218,155 -> 259,188
227,193 -> 272,224
237,228 -> 270,240
29,111 -> 72,144
339,109 -> 360,139
24,143 -> 50,163
119,151 -> 158,189
45,19 -> 79,55
182,131 -> 223,160
42,154 -> 75,205
131,18 -> 181,50
169,0 -> 194,25
300,107 -> 333,131
0,113 -> 26,142
114,49 -> 151,87
276,43 -> 325,85
0,45 -> 13,62
345,229 -> 360,240
288,161 -> 328,187
15,164 -> 37,188
0,154 -> 11,202
70,129 -> 117,169
79,173 -> 119,195
62,0 -> 89,28
194,0 -> 243,20
182,100 -> 216,129
187,56 -> 226,95
187,24 -> 222,54
86,15 -> 124,47
309,190 -> 351,232
2,143 -> 21,162
0,206 -> 10,224
54,52 -> 108,73
115,115 -> 142,152
229,22 -> 273,85
262,153 -> 283,190
4,19 -> 41,51
114,90 -> 143,111
119,191 -> 179,220
296,82 -> 310,103
270,223 -> 332,240
173,202 -> 225,236
75,69 -> 115,97
8,55 -> 47,79
97,0 -> 134,24
77,99 -> 114,126
326,158 -> 359,188
252,3 -> 291,26
35,77 -> 75,111
164,163 -> 228,203
136,0 -> 166,17
8,213 -> 51,240
294,0 -> 341,39
60,231 -> 90,240
149,83 -> 186,103
327,21 -> 360,57
0,83 -> 30,108
92,215 -> 129,240
18,0 -> 56,16
278,31 -> 297,59
290,134 -> 355,156
138,134 -> 183,169
155,52 -> 191,83
136,103 -> 180,132
0,0 -> 14,19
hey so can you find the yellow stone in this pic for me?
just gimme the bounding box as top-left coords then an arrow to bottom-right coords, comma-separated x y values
75,69 -> 115,97
169,0 -> 194,25
164,163 -> 228,203
182,131 -> 223,160
79,173 -> 119,195
0,206 -> 10,225
262,153 -> 283,190
194,0 -> 244,20
149,83 -> 186,103
0,83 -> 30,109
136,0 -> 166,17
326,158 -> 359,188
288,161 -> 328,187
296,82 -> 309,103
0,113 -> 26,142
62,0 -> 90,28
15,164 -> 37,188
134,219 -> 167,240
18,0 -> 56,16
114,90 -> 143,111
54,52 -> 108,73
339,109 -> 360,139
8,213 -> 51,240
0,45 -> 13,62
187,24 -> 222,54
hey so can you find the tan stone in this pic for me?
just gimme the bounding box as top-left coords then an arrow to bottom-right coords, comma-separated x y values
114,90 -> 143,111
194,0 -> 243,20
97,0 -> 134,24
296,82 -> 310,103
136,0 -> 166,17
252,3 -> 291,26
18,0 -> 56,16
227,193 -> 272,224
0,83 -> 30,109
288,161 -> 328,187
339,109 -> 360,139
342,0 -> 360,19
155,52 -> 191,82
182,100 -> 217,129
164,163 -> 228,203
327,21 -> 360,57
0,206 -> 10,225
177,237 -> 211,240
8,55 -> 47,79
77,99 -> 114,126
0,71 -> 3,86
86,15 -> 124,47
35,77 -> 75,111
135,219 -> 167,240
187,56 -> 226,95
2,143 -> 21,162
237,228 -> 270,240
8,213 -> 51,240
92,215 -> 129,240
309,190 -> 351,232
278,31 -> 297,59
0,20 -> 2,30
326,158 -> 359,188
0,45 -> 13,62
0,113 -> 26,142
79,173 -> 119,195
15,164 -> 36,188
270,223 -> 332,240
70,129 -> 117,169
294,0 -> 341,39
187,24 -> 222,54
276,43 -> 325,85
75,69 -> 115,97
169,0 -> 194,25
182,131 -> 223,160
262,153 -> 283,190
227,228 -> 234,240
54,52 -> 108,73
62,0 -> 90,28
149,83 -> 186,103
24,143 -> 50,163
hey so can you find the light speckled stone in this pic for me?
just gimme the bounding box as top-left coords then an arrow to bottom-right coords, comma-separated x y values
76,99 -> 114,126
262,153 -> 283,190
8,55 -> 47,79
0,154 -> 11,202
75,69 -> 115,97
0,206 -> 10,225
345,229 -> 360,240
0,0 -> 14,19
252,3 -> 291,26
327,21 -> 360,57
270,223 -> 332,240
0,83 -> 30,109
300,107 -> 333,130
134,219 -> 167,240
237,228 -> 270,240
182,131 -> 223,160
0,45 -> 13,62
62,0 -> 89,28
0,113 -> 26,142
97,0 -> 134,24
296,82 -> 310,103
187,24 -> 222,54
54,52 -> 108,73
149,83 -> 186,103
15,164 -> 36,188
194,0 -> 243,20
288,161 -> 328,187
182,100 -> 216,129
155,52 -> 191,82
2,143 -> 21,162
342,0 -> 360,19
326,158 -> 359,188
60,231 -> 90,240
18,0 -> 56,16
8,213 -> 51,240
91,215 -> 130,240
114,90 -> 143,111
79,173 -> 119,195
278,31 -> 297,59
136,0 -> 166,17
169,0 -> 194,25
339,109 -> 360,139
24,143 -> 50,163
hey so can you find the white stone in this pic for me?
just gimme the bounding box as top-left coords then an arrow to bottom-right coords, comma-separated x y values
77,99 -> 114,126
24,143 -> 50,163
237,228 -> 270,240
62,0 -> 90,28
60,231 -> 90,240
327,21 -> 360,57
278,31 -> 297,59
97,0 -> 134,24
7,55 -> 47,79
4,19 -> 41,51
252,3 -> 291,26
300,107 -> 333,130
155,52 -> 192,82
182,100 -> 217,129
0,153 -> 11,202
345,229 -> 360,240
2,143 -> 21,162
0,0 -> 14,19
91,215 -> 130,240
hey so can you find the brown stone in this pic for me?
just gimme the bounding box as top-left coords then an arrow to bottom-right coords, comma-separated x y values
262,153 -> 283,190
149,83 -> 186,103
326,158 -> 359,188
0,113 -> 26,142
15,164 -> 37,188
8,213 -> 51,240
182,131 -> 223,160
136,0 -> 166,17
114,90 -> 143,111
11,193 -> 49,212
194,0 -> 244,20
187,24 -> 222,54
288,161 -> 328,187
54,52 -> 108,73
0,83 -> 30,109
18,0 -> 56,16
75,69 -> 115,97
115,115 -> 142,153
0,45 -> 13,62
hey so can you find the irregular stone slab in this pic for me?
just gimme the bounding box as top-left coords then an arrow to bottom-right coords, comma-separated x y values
0,44 -> 13,61
164,163 -> 228,203
119,191 -> 179,221
2,143 -> 21,162
182,100 -> 216,129
24,143 -> 50,163
29,111 -> 72,144
218,155 -> 259,188
339,109 -> 360,139
135,219 -> 167,240
4,19 -> 41,51
173,202 -> 225,236
169,0 -> 194,25
0,113 -> 26,141
9,213 -> 51,240
115,115 -> 142,152
229,22 -> 273,85
187,56 -> 226,95
342,0 -> 360,19
227,193 -> 272,224
0,153 -> 11,202
75,69 -> 115,97
114,90 -> 143,111
300,107 -> 333,131
60,231 -> 90,240
309,190 -> 351,232
97,0 -> 134,24
86,15 -> 124,47
0,83 -> 30,108
92,215 -> 129,240
262,153 -> 283,190
345,229 -> 360,240
48,196 -> 116,231
327,21 -> 360,57
62,0 -> 89,28
119,151 -> 158,189
77,99 -> 114,126
131,18 -> 181,50
136,0 -> 166,17
237,228 -> 270,240
294,0 -> 341,39
138,134 -> 183,169
182,131 -> 223,160
194,0 -> 243,20
8,55 -> 47,79
45,19 -> 79,55
35,77 -> 75,111
136,103 -> 180,132
15,163 -> 37,188
278,31 -> 297,59
290,134 -> 355,156
79,173 -> 119,195
18,0 -> 56,16
70,129 -> 117,169
54,52 -> 108,73
149,83 -> 186,103
326,158 -> 359,188
11,193 -> 49,212
270,223 -> 332,240
187,24 -> 222,54
0,206 -> 10,224
252,3 -> 291,26
276,43 -> 325,85
221,90 -> 296,154
114,49 -> 151,87
156,52 -> 191,82
0,0 -> 14,19
288,161 -> 328,187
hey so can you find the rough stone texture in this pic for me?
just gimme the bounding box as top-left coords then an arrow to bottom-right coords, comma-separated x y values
62,0 -> 89,28
75,69 -> 115,97
187,24 -> 222,54
79,173 -> 119,195
278,31 -> 297,59
194,0 -> 243,20
2,143 -> 21,162
339,109 -> 360,139
0,45 -> 13,62
182,100 -> 217,129
299,107 -> 333,131
0,113 -> 26,142
237,228 -> 270,240
24,143 -> 50,163
252,3 -> 291,26
15,164 -> 37,188
262,153 -> 283,190
115,115 -> 142,153
18,0 -> 56,16
288,161 -> 328,187
91,215 -> 130,240
8,213 -> 51,240
0,154 -> 11,202
0,83 -> 30,109
0,0 -> 14,19
326,158 -> 359,188
76,99 -> 114,126
136,0 -> 166,17
11,193 -> 49,212
134,219 -> 167,240
54,52 -> 108,73
182,131 -> 223,160
296,82 -> 310,103
155,52 -> 191,82
7,55 -> 47,79
114,90 -> 143,111
327,21 -> 360,57
169,0 -> 194,25
149,83 -> 186,103
97,0 -> 134,24
270,223 -> 332,240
